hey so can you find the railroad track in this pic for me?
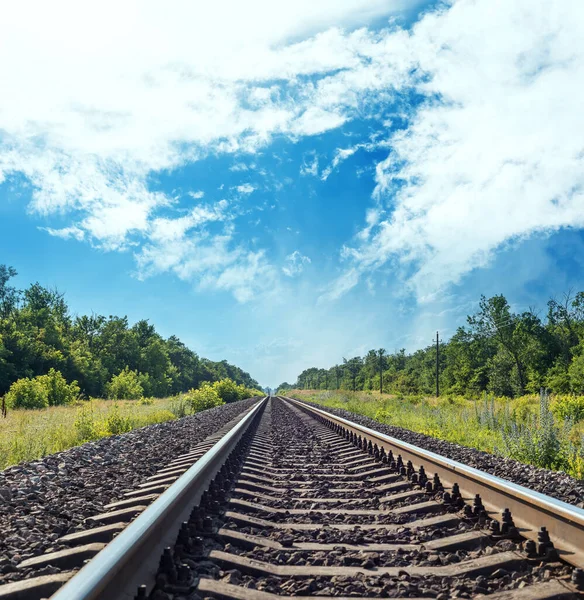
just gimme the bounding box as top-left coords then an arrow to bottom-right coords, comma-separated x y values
2,396 -> 584,599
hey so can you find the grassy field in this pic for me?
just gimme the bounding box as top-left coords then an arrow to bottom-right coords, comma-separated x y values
288,389 -> 584,478
0,398 -> 181,470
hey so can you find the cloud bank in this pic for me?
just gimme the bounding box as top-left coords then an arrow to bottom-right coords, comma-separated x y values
1,0 -> 583,303
335,0 -> 584,301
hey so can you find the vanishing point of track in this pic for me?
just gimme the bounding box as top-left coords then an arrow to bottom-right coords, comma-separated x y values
2,396 -> 584,599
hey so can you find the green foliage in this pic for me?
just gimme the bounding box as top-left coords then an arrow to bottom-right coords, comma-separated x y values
500,391 -> 567,470
104,405 -> 133,435
299,389 -> 584,478
106,367 -> 144,400
0,264 -> 260,403
569,352 -> 584,394
184,383 -> 224,412
5,369 -> 78,410
289,290 -> 584,403
169,397 -> 190,418
5,377 -> 48,409
551,395 -> 584,422
39,368 -> 80,406
74,405 -> 98,441
213,378 -> 251,403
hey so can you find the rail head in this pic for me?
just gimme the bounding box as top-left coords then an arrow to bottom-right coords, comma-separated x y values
51,397 -> 268,600
282,396 -> 584,568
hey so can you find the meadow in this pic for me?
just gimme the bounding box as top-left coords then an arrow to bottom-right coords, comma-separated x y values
0,398 -> 181,470
289,389 -> 584,478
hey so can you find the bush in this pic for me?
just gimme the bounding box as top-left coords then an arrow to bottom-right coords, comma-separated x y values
569,354 -> 584,394
185,383 -> 224,413
5,377 -> 48,409
169,397 -> 190,418
500,390 -> 567,470
5,369 -> 79,410
39,368 -> 80,406
106,367 -> 144,400
551,395 -> 584,422
104,405 -> 133,435
213,378 -> 247,403
74,405 -> 98,441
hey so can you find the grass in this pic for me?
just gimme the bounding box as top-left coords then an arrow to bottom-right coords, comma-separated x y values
289,389 -> 584,478
0,398 -> 179,470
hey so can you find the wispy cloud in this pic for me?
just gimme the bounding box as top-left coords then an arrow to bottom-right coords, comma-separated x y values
300,153 -> 319,177
3,0 -> 581,307
329,0 -> 584,301
282,250 -> 311,277
188,190 -> 205,199
0,0 -> 419,299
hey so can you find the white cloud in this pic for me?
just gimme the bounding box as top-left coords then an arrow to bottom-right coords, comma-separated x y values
0,0 -> 419,299
331,0 -> 584,301
282,250 -> 311,277
136,206 -> 277,302
188,190 -> 205,199
320,139 -> 392,180
43,226 -> 86,242
4,0 -> 580,306
230,163 -> 250,172
235,183 -> 256,195
300,153 -> 319,177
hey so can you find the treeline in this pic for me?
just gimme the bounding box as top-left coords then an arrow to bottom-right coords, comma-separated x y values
0,265 -> 260,398
279,293 -> 584,398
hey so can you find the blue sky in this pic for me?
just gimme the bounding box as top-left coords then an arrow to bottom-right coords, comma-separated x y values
1,0 -> 583,388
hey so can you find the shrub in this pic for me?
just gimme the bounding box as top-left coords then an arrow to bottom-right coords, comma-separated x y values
74,405 -> 98,441
551,395 -> 584,422
106,367 -> 144,400
511,395 -> 539,423
213,378 -> 247,403
500,390 -> 566,470
185,383 -> 224,413
5,377 -> 48,409
104,405 -> 133,435
39,368 -> 80,406
169,397 -> 190,418
569,354 -> 584,394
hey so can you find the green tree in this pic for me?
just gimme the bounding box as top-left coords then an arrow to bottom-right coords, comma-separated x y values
0,265 -> 21,319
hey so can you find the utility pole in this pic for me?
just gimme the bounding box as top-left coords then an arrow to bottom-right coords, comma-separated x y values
378,349 -> 385,395
335,365 -> 340,389
325,372 -> 328,389
436,331 -> 440,397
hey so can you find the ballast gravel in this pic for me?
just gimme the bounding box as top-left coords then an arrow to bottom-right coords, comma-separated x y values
0,397 -> 260,583
186,399 -> 571,600
297,398 -> 584,509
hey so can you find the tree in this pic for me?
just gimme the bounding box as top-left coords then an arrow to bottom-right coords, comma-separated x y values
0,265 -> 20,319
343,357 -> 362,392
468,295 -> 529,395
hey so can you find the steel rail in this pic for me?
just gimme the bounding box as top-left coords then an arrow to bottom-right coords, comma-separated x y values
283,396 -> 584,569
51,397 -> 268,600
